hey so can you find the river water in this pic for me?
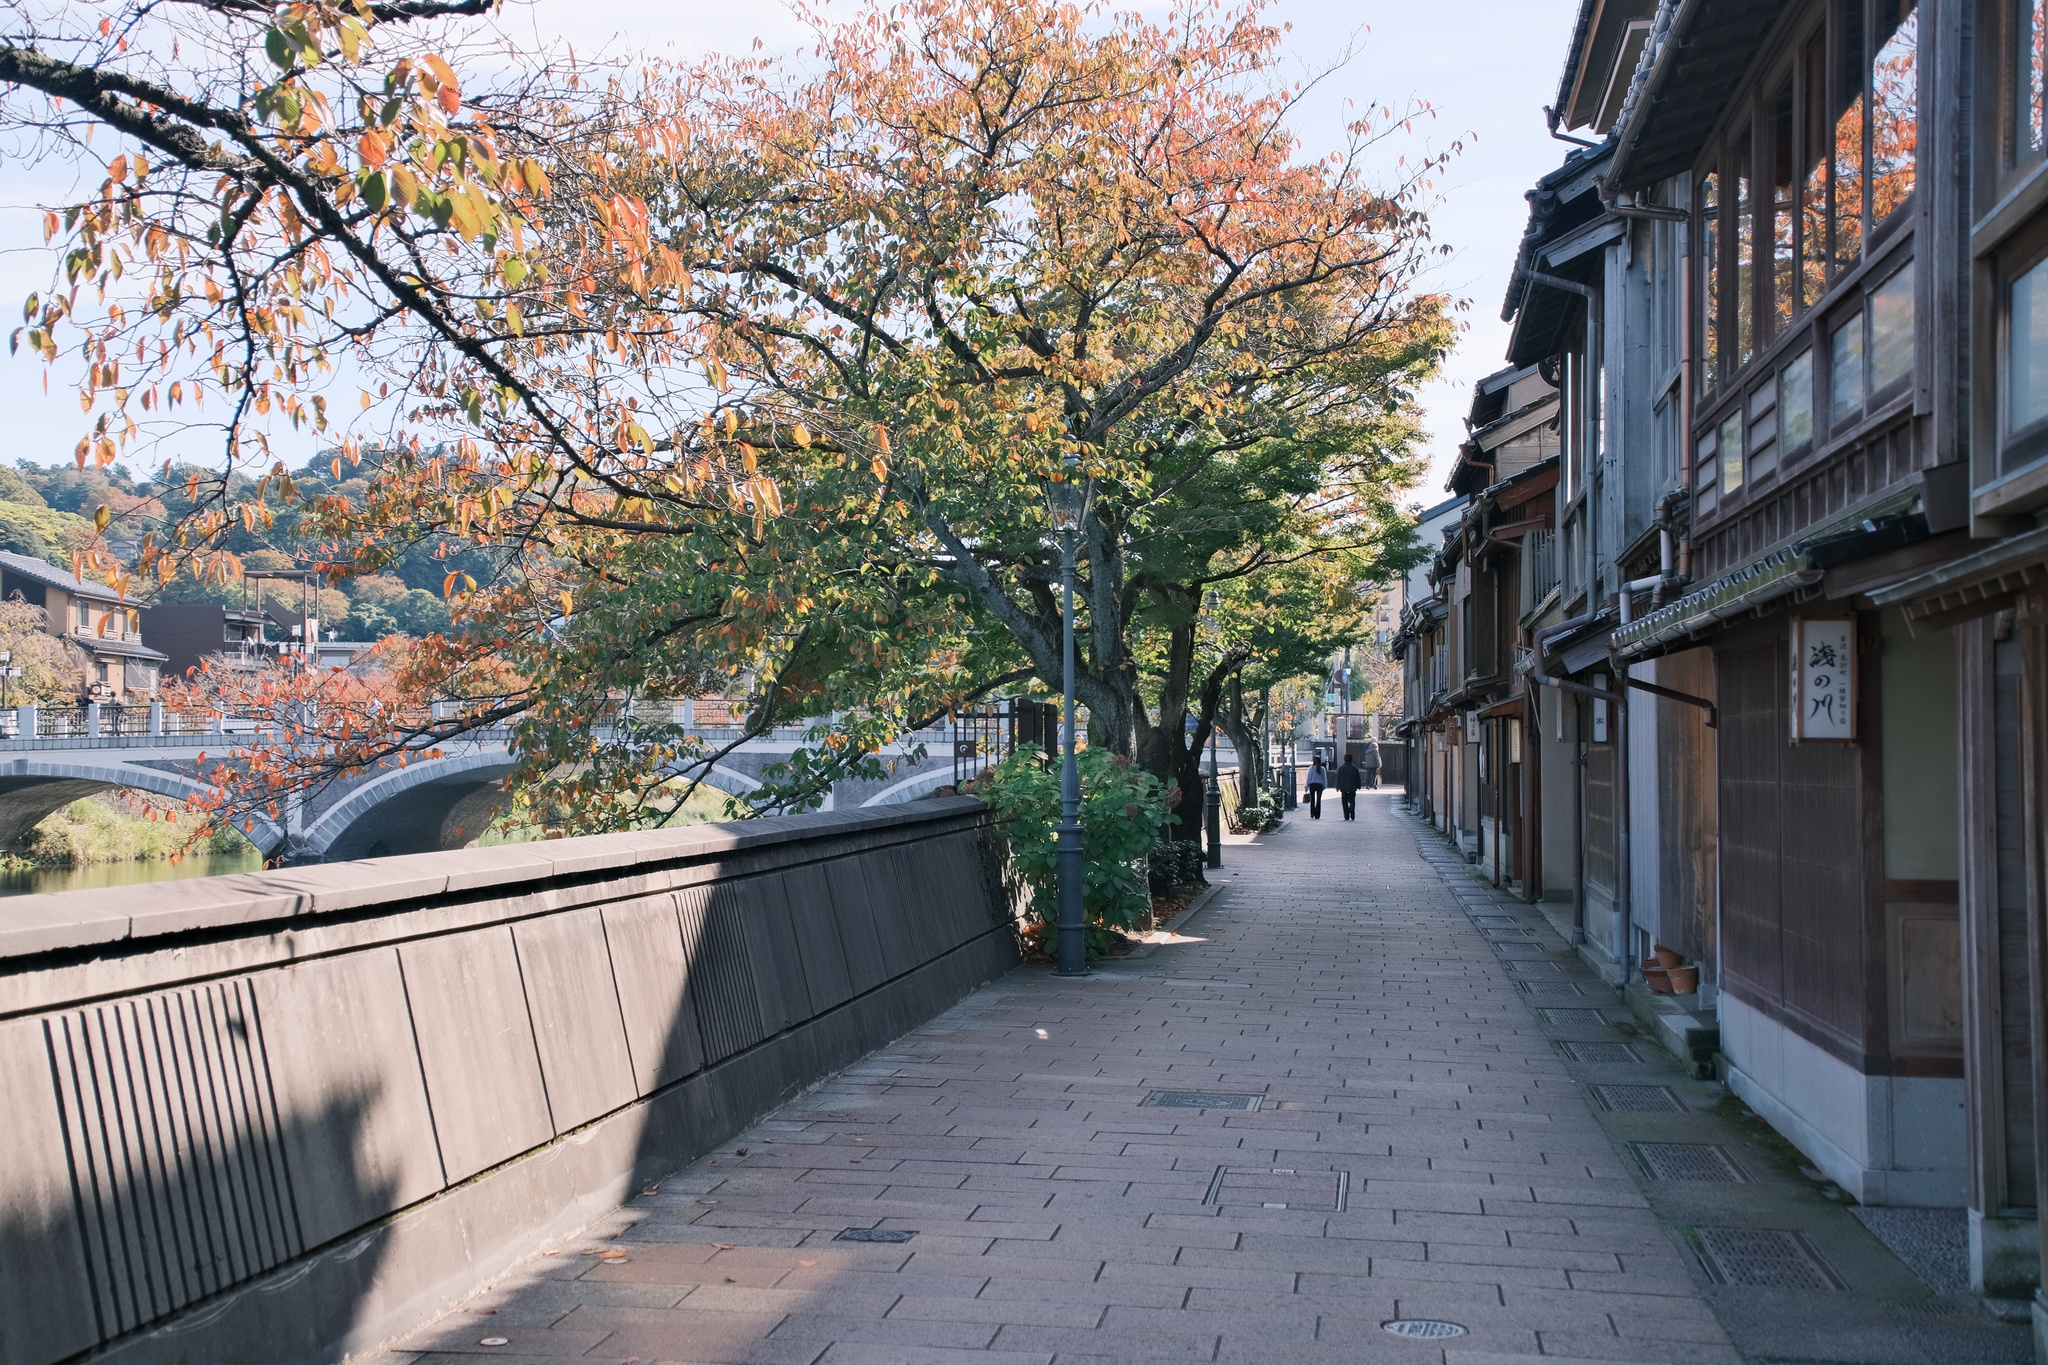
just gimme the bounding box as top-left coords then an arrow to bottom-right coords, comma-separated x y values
0,851 -> 267,898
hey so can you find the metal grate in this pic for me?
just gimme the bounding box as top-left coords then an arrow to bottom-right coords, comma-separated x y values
1143,1090 -> 1262,1111
1507,960 -> 1566,974
1591,1084 -> 1687,1113
1519,981 -> 1585,997
835,1228 -> 916,1244
1540,1008 -> 1609,1026
1559,1041 -> 1641,1063
1382,1319 -> 1467,1339
1635,1143 -> 1749,1182
1696,1228 -> 1844,1289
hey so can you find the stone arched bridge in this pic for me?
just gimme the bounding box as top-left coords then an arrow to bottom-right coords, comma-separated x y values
0,709 -> 977,863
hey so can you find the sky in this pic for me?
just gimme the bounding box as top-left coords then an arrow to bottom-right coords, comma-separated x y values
0,0 -> 1582,505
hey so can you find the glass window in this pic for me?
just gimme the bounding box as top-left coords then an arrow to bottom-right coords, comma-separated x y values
1720,410 -> 1745,494
1769,79 -> 1797,337
1782,349 -> 1816,451
1735,129 -> 1755,365
1802,38 -> 1830,306
1831,312 -> 1865,424
74,600 -> 89,631
1701,169 -> 1721,382
1870,1 -> 1918,224
1834,0 -> 1868,273
1869,261 -> 1915,390
2024,0 -> 2047,158
2005,254 -> 2048,436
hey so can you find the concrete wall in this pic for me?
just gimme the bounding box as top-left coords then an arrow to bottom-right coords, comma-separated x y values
1720,995 -> 1967,1206
0,796 -> 1017,1365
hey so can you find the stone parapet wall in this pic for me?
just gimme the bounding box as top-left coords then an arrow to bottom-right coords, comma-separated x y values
0,796 -> 1017,1365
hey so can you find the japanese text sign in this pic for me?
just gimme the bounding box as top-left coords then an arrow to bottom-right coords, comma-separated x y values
1791,618 -> 1855,742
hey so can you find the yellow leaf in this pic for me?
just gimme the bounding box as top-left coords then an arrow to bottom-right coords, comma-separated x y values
93,504 -> 111,532
792,424 -> 811,448
558,591 -> 575,618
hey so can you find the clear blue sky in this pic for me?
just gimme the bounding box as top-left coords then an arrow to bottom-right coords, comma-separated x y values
0,0 -> 1581,501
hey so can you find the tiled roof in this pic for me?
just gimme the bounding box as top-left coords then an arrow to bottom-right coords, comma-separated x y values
0,550 -> 126,602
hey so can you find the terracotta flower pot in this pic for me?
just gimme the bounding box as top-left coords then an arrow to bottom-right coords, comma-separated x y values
1666,965 -> 1700,994
1653,944 -> 1684,969
1642,965 -> 1673,994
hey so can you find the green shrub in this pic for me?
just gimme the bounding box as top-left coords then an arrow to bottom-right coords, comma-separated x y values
1147,838 -> 1206,892
971,744 -> 1171,952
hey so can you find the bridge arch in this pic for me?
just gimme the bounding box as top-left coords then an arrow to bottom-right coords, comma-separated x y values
0,756 -> 286,855
294,752 -> 768,863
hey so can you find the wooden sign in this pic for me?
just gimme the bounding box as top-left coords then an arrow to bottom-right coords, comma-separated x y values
1791,618 -> 1855,741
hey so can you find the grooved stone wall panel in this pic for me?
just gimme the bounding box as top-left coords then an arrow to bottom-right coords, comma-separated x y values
826,860 -> 888,994
600,894 -> 704,1093
783,863 -> 854,1012
0,1017 -> 98,1365
734,874 -> 809,1031
861,845 -> 926,978
513,909 -> 637,1131
248,950 -> 443,1247
45,979 -> 301,1335
397,929 -> 553,1183
679,882 -> 764,1064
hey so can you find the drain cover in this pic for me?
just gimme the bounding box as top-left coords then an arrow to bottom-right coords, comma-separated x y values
1382,1319 -> 1466,1339
1519,981 -> 1585,996
1696,1228 -> 1843,1289
1540,1008 -> 1608,1026
1560,1041 -> 1640,1063
834,1227 -> 916,1243
1635,1143 -> 1749,1182
1591,1084 -> 1686,1113
1143,1090 -> 1262,1111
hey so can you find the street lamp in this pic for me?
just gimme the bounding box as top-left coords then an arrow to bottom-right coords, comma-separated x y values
1203,590 -> 1223,870
1044,456 -> 1095,978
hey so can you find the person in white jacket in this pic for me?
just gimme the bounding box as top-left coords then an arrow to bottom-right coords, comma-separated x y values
1304,757 -> 1327,818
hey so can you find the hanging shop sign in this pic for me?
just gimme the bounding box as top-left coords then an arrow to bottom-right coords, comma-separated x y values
1791,618 -> 1856,742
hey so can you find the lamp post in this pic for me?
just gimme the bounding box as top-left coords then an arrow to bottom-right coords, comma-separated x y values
1203,590 -> 1223,870
1044,458 -> 1094,978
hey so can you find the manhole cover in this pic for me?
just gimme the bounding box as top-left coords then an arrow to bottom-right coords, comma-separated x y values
1696,1228 -> 1844,1289
834,1227 -> 916,1243
1519,981 -> 1585,996
1382,1319 -> 1466,1339
1635,1143 -> 1749,1182
1204,1166 -> 1349,1211
1591,1084 -> 1686,1113
1143,1090 -> 1262,1111
1540,1008 -> 1608,1025
1560,1041 -> 1640,1062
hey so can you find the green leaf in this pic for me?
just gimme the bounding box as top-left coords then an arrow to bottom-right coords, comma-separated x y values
264,27 -> 293,70
359,170 -> 387,213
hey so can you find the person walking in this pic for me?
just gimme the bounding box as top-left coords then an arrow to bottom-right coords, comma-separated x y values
1336,751 -> 1363,821
1360,739 -> 1381,790
1305,757 -> 1327,818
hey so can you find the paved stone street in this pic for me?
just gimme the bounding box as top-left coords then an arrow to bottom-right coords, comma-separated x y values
370,793 -> 2005,1365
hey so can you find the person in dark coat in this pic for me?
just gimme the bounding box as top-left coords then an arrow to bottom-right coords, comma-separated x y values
1336,752 -> 1363,821
1304,757 -> 1327,818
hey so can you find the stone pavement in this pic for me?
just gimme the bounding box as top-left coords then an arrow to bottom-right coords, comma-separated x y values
367,792 -> 1852,1364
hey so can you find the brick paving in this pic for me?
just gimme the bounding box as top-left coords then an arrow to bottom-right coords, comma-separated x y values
376,791 -> 1742,1364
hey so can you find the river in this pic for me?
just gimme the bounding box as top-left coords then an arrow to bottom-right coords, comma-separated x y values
0,851 -> 267,898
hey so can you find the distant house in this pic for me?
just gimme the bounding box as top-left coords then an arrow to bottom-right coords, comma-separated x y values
0,551 -> 167,703
138,601 -> 274,680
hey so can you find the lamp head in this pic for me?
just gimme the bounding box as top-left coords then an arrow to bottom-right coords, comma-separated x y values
1043,456 -> 1094,532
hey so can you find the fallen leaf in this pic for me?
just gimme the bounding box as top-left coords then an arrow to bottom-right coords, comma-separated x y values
723,1277 -> 736,1283
542,1250 -> 558,1257
712,1243 -> 735,1250
763,1138 -> 774,1143
736,1147 -> 749,1156
799,1260 -> 816,1267
599,1250 -> 628,1260
475,1308 -> 498,1315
